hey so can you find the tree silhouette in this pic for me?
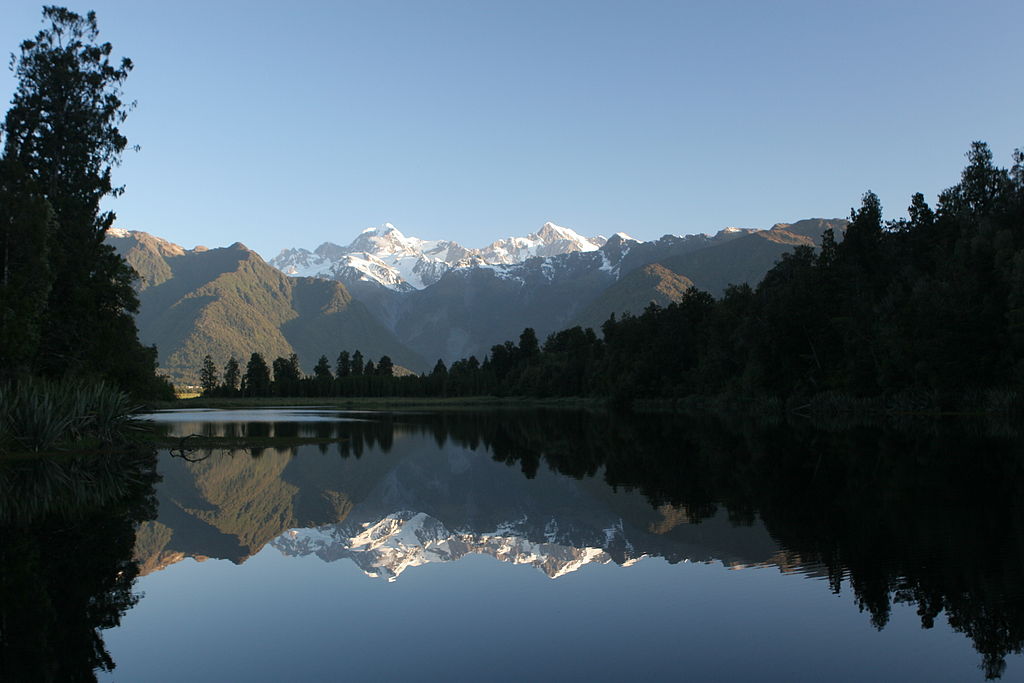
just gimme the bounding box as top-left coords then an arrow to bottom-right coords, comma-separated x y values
222,356 -> 240,393
199,355 -> 218,394
335,350 -> 350,379
0,7 -> 167,396
242,352 -> 270,396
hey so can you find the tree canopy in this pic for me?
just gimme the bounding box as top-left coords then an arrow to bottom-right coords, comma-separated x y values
0,6 -> 171,397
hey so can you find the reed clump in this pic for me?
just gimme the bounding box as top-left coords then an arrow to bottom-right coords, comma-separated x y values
0,378 -> 142,454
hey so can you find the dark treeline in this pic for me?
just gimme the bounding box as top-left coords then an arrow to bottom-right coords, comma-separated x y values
199,350 -> 416,398
0,7 -> 172,398
202,143 -> 1024,408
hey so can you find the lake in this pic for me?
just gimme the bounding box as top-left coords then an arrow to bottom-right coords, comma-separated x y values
3,408 -> 1023,681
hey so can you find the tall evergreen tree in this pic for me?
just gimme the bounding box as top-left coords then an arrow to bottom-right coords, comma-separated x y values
0,161 -> 53,377
313,355 -> 332,380
272,354 -> 301,395
519,328 -> 540,358
199,355 -> 218,394
242,352 -> 270,396
335,351 -> 350,379
222,356 -> 240,393
351,350 -> 364,376
376,355 -> 394,376
0,7 -> 166,395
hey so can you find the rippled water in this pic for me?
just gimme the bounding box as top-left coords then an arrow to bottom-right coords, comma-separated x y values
4,409 -> 1023,681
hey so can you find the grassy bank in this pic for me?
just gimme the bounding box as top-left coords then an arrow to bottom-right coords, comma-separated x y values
1,379 -> 143,455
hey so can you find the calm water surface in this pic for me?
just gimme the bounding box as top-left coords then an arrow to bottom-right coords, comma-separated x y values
3,409 -> 1023,681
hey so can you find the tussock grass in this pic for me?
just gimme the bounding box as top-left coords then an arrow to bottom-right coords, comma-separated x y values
0,378 -> 142,454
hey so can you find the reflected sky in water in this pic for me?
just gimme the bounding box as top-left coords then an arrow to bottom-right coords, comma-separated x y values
140,407 -> 373,424
103,548 -> 982,682
25,409 -> 1024,681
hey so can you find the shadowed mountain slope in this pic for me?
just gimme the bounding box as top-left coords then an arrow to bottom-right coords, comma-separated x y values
657,219 -> 847,297
574,263 -> 696,332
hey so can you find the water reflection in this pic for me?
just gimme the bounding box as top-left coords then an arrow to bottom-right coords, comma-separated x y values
0,449 -> 159,682
132,409 -> 1024,679
5,410 -> 1024,680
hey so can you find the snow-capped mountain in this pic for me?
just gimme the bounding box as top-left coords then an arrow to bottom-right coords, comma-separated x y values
272,511 -> 630,581
476,222 -> 608,264
269,221 -> 614,292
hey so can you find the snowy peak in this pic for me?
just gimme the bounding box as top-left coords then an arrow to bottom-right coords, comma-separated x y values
478,222 -> 604,264
267,223 -> 469,291
272,510 -> 626,581
268,219 -> 832,294
348,223 -> 422,257
269,221 -> 610,292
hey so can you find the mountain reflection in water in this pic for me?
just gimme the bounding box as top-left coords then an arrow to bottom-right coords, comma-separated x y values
4,409 -> 1024,681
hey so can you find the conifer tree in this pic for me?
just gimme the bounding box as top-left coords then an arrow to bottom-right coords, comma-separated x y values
242,352 -> 270,396
519,328 -> 540,358
351,350 -> 364,376
0,162 -> 53,377
199,355 -> 218,394
314,355 -> 332,380
336,351 -> 350,378
0,7 -> 162,394
223,356 -> 240,393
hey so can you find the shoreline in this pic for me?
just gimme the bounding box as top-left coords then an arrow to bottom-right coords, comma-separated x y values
148,395 -> 609,411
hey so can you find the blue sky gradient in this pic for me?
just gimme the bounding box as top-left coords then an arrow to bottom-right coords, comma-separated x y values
2,0 -> 1021,257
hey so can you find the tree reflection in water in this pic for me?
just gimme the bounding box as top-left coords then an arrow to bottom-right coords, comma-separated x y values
0,450 -> 159,682
6,411 -> 1024,679
384,411 -> 1024,680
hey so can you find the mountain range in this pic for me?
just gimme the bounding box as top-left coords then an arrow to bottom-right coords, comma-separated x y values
109,218 -> 846,383
107,229 -> 425,384
269,221 -> 617,292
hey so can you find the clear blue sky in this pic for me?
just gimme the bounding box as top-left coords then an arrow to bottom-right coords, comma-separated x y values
2,1 -> 1021,258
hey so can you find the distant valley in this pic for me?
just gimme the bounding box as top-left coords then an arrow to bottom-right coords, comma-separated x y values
110,218 -> 845,384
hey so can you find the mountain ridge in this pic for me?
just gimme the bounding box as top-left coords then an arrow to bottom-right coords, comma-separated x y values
108,231 -> 426,383
269,221 -> 610,292
108,216 -> 847,375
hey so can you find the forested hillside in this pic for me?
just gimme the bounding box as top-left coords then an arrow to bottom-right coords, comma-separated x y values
205,143 -> 1024,410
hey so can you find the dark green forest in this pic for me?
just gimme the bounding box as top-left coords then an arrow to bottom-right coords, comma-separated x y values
204,142 -> 1024,411
0,7 -> 171,399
